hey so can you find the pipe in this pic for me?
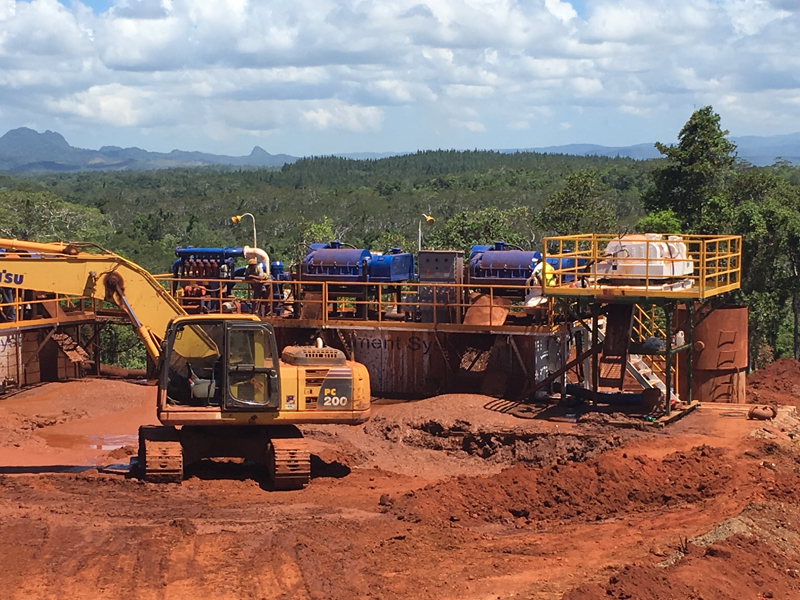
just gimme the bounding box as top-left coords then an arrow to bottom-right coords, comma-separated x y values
243,246 -> 270,272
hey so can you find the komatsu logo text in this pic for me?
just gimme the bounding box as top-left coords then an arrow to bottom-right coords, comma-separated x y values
1,270 -> 24,285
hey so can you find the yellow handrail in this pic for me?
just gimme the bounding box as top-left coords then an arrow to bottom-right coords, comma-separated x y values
542,233 -> 742,299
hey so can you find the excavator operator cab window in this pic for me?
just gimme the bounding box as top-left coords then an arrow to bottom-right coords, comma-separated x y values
225,323 -> 280,410
164,321 -> 224,407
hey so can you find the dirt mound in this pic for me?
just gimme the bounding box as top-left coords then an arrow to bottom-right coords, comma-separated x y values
565,534 -> 799,600
392,445 -> 732,525
365,415 -> 628,465
748,357 -> 800,405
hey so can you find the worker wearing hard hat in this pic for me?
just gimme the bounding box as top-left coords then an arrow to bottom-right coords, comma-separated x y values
245,258 -> 267,315
245,258 -> 266,278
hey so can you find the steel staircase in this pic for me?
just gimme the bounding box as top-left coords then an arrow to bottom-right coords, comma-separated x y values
597,307 -> 680,403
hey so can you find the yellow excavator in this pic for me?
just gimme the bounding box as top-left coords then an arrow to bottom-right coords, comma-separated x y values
0,239 -> 370,489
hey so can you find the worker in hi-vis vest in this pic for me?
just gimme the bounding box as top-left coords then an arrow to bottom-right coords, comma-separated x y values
533,259 -> 556,288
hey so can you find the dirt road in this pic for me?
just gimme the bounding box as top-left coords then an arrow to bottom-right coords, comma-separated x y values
1,379 -> 799,599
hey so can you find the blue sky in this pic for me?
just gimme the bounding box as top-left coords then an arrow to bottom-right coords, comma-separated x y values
61,0 -> 113,11
2,0 -> 799,157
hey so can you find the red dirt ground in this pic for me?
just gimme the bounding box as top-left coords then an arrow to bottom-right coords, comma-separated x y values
1,378 -> 800,599
748,357 -> 800,406
564,533 -> 800,600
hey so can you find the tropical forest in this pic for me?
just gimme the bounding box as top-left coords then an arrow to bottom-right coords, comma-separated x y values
1,106 -> 798,367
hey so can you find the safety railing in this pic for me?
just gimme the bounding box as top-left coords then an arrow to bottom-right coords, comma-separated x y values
631,304 -> 677,386
0,291 -> 99,329
542,234 -> 742,299
152,275 -> 561,331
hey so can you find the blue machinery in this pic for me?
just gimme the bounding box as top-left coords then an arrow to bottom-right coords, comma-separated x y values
300,242 -> 415,283
172,240 -> 551,320
467,242 -> 542,291
174,241 -> 551,289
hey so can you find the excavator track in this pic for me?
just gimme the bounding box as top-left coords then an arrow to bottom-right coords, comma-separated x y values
267,437 -> 311,490
138,425 -> 183,484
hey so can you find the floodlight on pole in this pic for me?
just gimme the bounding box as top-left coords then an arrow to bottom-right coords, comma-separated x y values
418,214 -> 435,252
231,213 -> 257,249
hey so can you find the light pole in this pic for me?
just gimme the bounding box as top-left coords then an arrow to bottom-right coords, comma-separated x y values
418,214 -> 435,252
231,213 -> 257,248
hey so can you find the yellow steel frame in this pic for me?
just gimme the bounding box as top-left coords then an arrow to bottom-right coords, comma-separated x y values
154,276 -> 569,334
541,233 -> 742,299
631,304 -> 677,386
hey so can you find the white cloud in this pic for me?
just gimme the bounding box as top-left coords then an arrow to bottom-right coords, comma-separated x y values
725,0 -> 790,36
301,103 -> 383,132
0,0 -> 92,58
545,0 -> 578,23
572,77 -> 603,96
444,84 -> 494,99
368,79 -> 437,103
619,104 -> 648,116
449,118 -> 486,132
0,0 -> 16,20
0,0 -> 797,153
46,83 -> 169,126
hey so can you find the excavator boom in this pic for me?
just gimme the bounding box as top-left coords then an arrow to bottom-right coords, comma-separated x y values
0,238 -> 185,360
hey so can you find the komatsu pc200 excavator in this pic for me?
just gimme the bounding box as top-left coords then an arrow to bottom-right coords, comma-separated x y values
0,238 -> 370,489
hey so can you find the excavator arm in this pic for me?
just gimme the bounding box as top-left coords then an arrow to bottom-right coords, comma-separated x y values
0,238 -> 186,360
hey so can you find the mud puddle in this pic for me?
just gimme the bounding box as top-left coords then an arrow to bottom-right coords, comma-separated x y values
41,433 -> 138,452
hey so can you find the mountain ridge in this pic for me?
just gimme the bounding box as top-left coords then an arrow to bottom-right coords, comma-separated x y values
1,127 -> 798,172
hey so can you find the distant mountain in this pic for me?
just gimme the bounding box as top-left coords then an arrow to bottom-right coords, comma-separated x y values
1,126 -> 799,173
502,142 -> 661,161
730,132 -> 800,166
0,127 -> 299,172
504,135 -> 800,166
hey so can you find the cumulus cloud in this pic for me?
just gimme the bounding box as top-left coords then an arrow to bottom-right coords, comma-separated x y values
301,103 -> 384,132
449,118 -> 486,132
0,0 -> 797,154
46,82 -> 183,126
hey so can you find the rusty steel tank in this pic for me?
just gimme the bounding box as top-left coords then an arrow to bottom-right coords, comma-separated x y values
680,305 -> 748,402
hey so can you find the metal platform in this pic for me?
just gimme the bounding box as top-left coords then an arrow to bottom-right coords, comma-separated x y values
541,234 -> 741,300
538,234 -> 743,417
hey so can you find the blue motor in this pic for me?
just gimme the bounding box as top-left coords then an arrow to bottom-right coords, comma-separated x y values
368,247 -> 415,283
544,254 -> 586,283
301,242 -> 414,283
270,261 -> 289,281
173,246 -> 244,280
301,241 -> 371,282
173,246 -> 246,307
467,241 -> 542,290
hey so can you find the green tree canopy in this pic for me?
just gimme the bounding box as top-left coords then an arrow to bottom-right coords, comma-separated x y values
643,106 -> 737,233
0,190 -> 111,243
536,169 -> 616,235
729,170 -> 800,360
426,206 -> 533,255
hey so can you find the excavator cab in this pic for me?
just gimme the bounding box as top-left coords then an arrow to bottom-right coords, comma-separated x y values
162,315 -> 281,409
224,321 -> 280,410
